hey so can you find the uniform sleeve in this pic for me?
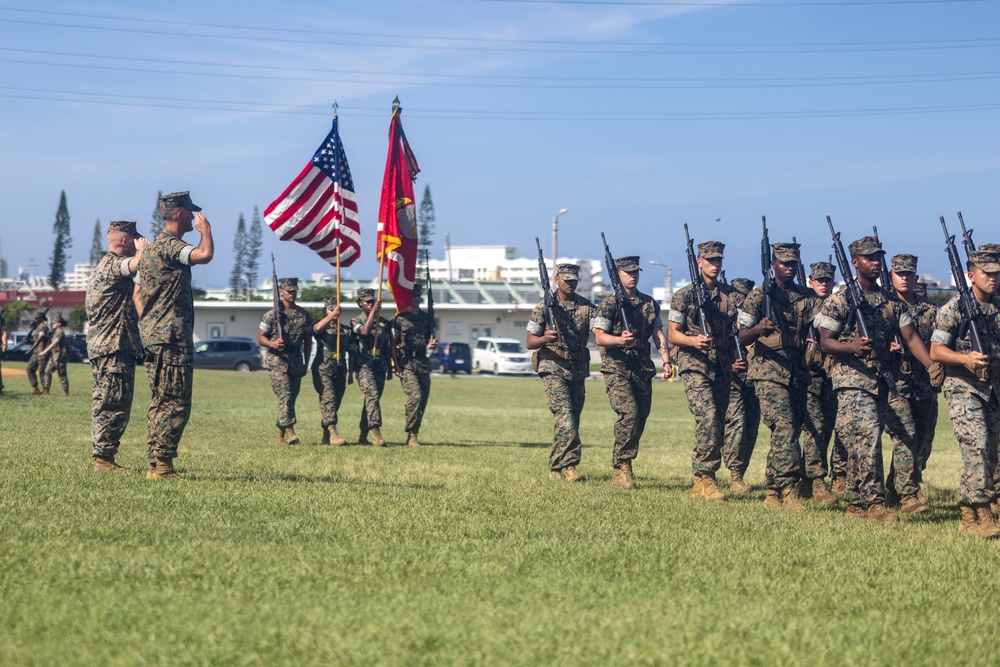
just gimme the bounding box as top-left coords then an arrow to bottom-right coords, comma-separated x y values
816,293 -> 845,333
259,311 -> 273,335
737,288 -> 762,329
667,290 -> 686,326
651,300 -> 663,329
165,236 -> 194,266
931,299 -> 959,346
117,257 -> 134,277
592,296 -> 615,332
526,302 -> 547,336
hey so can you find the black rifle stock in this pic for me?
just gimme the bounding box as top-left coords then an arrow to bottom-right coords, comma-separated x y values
601,233 -> 633,335
761,216 -> 774,322
826,216 -> 897,393
535,237 -> 559,337
270,254 -> 284,348
941,216 -> 988,364
683,225 -> 709,338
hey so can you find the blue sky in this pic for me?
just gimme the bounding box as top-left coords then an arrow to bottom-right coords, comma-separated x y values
2,0 -> 999,289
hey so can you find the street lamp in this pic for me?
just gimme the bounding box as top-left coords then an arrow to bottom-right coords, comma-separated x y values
551,208 -> 569,282
648,260 -> 673,303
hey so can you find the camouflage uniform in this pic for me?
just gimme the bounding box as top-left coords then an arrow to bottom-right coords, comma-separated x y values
594,258 -> 663,469
45,324 -> 69,394
392,305 -> 435,435
0,315 -> 6,394
723,278 -> 760,478
87,235 -> 143,460
669,245 -> 738,479
139,227 -> 197,464
26,320 -> 51,392
801,262 -> 838,484
931,282 -> 1000,506
312,312 -> 354,431
260,299 -> 312,429
738,244 -> 820,493
815,240 -> 913,508
527,266 -> 595,472
885,254 -> 939,497
352,298 -> 392,434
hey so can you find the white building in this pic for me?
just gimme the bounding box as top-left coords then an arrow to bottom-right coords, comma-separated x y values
429,245 -> 604,299
62,263 -> 94,291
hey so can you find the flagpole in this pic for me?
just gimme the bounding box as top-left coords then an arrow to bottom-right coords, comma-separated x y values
373,99 -> 400,355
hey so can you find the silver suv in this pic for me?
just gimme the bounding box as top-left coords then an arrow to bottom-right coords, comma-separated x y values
193,337 -> 263,372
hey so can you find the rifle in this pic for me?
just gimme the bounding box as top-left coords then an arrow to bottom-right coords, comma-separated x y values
826,216 -> 897,393
941,216 -> 989,375
270,254 -> 284,349
761,216 -> 774,322
872,226 -> 904,363
792,236 -> 808,287
957,211 -> 975,258
720,270 -> 728,285
535,237 -> 559,339
683,224 -> 710,338
601,232 -> 633,335
424,250 -> 435,340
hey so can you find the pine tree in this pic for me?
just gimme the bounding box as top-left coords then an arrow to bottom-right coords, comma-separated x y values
48,190 -> 72,290
418,184 -> 436,271
89,218 -> 104,266
150,190 -> 164,237
229,214 -> 247,300
244,206 -> 264,294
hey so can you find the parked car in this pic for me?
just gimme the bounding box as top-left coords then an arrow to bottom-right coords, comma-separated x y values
473,337 -> 533,375
429,341 -> 472,374
3,341 -> 33,362
2,335 -> 88,363
193,337 -> 263,372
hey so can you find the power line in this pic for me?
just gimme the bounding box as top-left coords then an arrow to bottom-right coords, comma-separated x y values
4,48 -> 1000,89
2,84 -> 998,120
0,12 -> 998,55
476,0 -> 981,5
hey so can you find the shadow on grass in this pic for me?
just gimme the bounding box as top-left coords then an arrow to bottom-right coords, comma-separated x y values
196,470 -> 445,490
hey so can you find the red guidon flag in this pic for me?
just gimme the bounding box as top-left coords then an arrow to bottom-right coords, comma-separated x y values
264,114 -> 361,267
377,103 -> 420,313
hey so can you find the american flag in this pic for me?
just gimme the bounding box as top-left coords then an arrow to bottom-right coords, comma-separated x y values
264,116 -> 360,267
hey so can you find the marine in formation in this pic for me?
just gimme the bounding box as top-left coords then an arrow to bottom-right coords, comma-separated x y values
259,277 -> 312,445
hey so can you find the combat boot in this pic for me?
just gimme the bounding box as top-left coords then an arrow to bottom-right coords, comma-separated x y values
284,426 -> 300,445
549,469 -> 563,481
899,494 -> 930,515
831,476 -> 846,498
407,432 -> 420,447
916,487 -> 929,506
958,504 -> 978,535
321,426 -> 331,445
563,466 -> 583,483
810,478 -> 837,506
275,427 -> 286,444
328,426 -> 347,446
371,428 -> 386,447
92,455 -> 127,474
41,388 -> 50,395
146,458 -> 184,480
845,504 -> 866,520
976,505 -> 1000,539
763,489 -> 782,509
692,474 -> 725,501
611,463 -> 635,489
30,387 -> 41,395
866,503 -> 899,523
780,485 -> 807,512
63,390 -> 69,397
729,470 -> 751,494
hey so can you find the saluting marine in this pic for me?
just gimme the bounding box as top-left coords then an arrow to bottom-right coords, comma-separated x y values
392,282 -> 438,447
526,263 -> 595,482
312,297 -> 355,446
352,287 -> 392,447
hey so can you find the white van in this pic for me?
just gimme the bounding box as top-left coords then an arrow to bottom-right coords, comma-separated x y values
473,337 -> 532,375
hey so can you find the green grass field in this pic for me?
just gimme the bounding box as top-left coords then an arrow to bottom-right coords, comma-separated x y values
1,362 -> 997,666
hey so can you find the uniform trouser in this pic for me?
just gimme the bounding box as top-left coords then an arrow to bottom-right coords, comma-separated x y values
401,367 -> 432,433
91,354 -> 136,458
144,344 -> 193,463
755,379 -> 806,491
45,355 -> 69,393
269,368 -> 303,428
604,371 -> 652,467
312,364 -> 347,428
722,374 -> 759,477
915,394 -> 939,475
830,433 -> 849,480
836,386 -> 889,507
944,387 -> 1000,505
26,351 -> 51,390
541,373 -> 586,471
801,373 -> 837,480
682,369 -> 732,477
357,361 -> 386,432
884,391 -> 922,498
